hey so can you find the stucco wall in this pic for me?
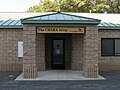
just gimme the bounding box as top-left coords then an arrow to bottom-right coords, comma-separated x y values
0,29 -> 23,71
98,30 -> 120,71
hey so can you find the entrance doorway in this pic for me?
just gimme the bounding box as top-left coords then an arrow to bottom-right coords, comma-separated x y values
52,39 -> 65,69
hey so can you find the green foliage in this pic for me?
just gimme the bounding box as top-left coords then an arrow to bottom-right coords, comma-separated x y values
27,0 -> 120,13
27,0 -> 58,12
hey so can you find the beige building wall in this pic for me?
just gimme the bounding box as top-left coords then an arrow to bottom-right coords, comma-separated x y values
83,27 -> 99,78
71,34 -> 84,71
0,28 -> 120,74
23,26 -> 37,78
98,30 -> 120,71
36,33 -> 46,71
0,29 -> 23,71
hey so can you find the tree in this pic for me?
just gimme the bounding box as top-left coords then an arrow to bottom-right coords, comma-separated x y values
104,0 -> 120,13
27,0 -> 120,13
27,0 -> 59,12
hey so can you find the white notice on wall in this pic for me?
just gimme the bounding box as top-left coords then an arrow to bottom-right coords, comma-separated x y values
18,41 -> 23,57
56,49 -> 60,54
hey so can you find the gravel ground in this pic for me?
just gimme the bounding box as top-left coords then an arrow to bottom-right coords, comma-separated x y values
0,71 -> 120,90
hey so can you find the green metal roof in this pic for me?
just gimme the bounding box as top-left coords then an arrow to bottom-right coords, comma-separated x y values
98,22 -> 120,29
21,12 -> 101,25
0,12 -> 120,29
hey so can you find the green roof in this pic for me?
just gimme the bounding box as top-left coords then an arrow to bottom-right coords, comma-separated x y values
0,12 -> 120,29
21,12 -> 101,25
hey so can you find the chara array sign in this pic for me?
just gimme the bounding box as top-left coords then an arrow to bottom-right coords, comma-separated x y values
37,27 -> 85,34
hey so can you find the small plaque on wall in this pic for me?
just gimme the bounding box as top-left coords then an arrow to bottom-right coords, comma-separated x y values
18,41 -> 23,57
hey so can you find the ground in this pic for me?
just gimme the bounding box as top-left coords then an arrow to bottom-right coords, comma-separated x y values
0,71 -> 120,90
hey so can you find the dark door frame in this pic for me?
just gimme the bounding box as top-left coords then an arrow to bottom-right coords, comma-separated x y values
51,38 -> 65,69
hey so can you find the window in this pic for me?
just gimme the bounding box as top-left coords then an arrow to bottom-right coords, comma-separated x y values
115,39 -> 120,55
101,38 -> 120,56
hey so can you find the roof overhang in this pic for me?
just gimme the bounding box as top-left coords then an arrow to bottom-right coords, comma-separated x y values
21,12 -> 101,26
21,20 -> 100,26
98,26 -> 120,30
0,25 -> 23,29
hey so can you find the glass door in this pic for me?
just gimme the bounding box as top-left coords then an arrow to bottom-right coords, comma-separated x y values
52,39 -> 65,69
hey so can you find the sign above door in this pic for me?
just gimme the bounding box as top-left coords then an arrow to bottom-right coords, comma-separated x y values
37,27 -> 85,34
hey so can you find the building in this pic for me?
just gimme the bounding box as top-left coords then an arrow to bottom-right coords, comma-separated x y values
0,12 -> 120,79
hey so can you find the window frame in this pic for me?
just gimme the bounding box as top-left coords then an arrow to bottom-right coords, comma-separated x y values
101,38 -> 120,56
114,39 -> 120,56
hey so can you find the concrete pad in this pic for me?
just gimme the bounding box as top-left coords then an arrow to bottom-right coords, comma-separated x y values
15,70 -> 105,81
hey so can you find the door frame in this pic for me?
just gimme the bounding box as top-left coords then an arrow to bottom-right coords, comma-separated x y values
51,38 -> 65,69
